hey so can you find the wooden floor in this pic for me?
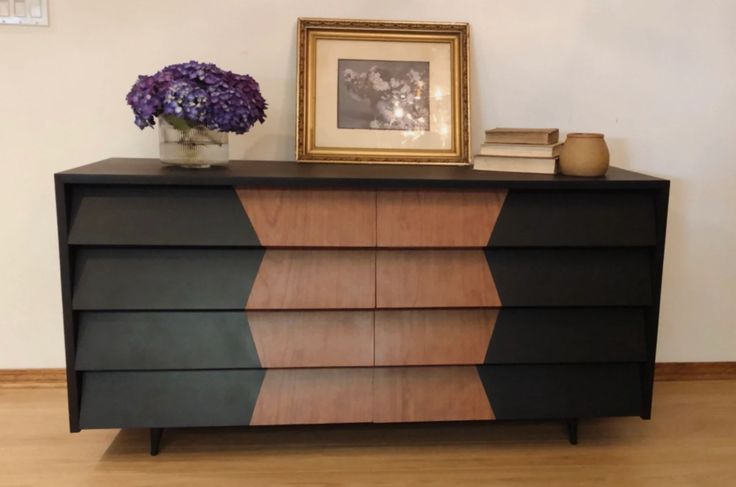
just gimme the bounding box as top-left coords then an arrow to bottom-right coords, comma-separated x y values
1,381 -> 735,486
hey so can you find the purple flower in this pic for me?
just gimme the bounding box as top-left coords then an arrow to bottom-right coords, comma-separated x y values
125,61 -> 267,134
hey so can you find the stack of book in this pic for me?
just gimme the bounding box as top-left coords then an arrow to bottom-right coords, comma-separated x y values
473,128 -> 562,174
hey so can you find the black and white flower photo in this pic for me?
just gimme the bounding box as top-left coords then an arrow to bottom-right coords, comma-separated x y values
338,59 -> 430,131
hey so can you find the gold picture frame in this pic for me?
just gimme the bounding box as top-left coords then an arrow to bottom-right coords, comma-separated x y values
296,18 -> 471,165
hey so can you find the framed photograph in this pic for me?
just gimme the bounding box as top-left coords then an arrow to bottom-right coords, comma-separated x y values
296,18 -> 471,165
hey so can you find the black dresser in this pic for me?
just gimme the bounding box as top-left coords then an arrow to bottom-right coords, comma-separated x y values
55,158 -> 669,454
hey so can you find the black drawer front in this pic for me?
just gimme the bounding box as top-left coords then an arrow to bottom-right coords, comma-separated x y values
490,190 -> 656,247
75,312 -> 261,370
68,186 -> 259,246
486,308 -> 647,363
80,370 -> 265,429
478,363 -> 642,419
72,248 -> 264,310
487,248 -> 652,306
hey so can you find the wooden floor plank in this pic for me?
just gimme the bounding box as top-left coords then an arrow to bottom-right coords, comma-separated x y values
1,380 -> 735,486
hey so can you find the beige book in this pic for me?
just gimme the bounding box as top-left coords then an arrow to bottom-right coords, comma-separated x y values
478,142 -> 563,158
485,128 -> 559,145
472,155 -> 558,174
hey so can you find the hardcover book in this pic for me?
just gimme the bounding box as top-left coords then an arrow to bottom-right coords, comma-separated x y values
485,128 -> 559,145
478,142 -> 563,158
472,156 -> 558,174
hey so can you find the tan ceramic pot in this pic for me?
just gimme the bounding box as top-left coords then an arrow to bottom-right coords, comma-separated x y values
559,133 -> 610,177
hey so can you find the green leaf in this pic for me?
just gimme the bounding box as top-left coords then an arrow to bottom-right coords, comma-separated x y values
162,115 -> 194,133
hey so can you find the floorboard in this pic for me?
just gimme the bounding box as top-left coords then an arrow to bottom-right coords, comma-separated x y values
1,380 -> 734,486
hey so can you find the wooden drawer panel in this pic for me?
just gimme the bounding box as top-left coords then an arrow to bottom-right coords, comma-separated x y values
376,249 -> 652,308
236,188 -> 376,247
373,364 -> 642,423
375,309 -> 497,366
246,250 -> 375,309
375,308 -> 647,366
377,189 -> 507,247
68,186 -> 375,247
250,368 -> 373,425
76,310 -> 373,370
376,250 -> 501,308
80,368 -> 373,429
247,311 -> 373,367
73,248 -> 375,310
373,366 -> 495,422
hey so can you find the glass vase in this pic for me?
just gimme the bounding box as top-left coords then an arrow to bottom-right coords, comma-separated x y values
158,117 -> 229,168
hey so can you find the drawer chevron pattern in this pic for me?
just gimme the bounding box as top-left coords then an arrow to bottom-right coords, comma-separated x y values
56,159 -> 668,437
72,248 -> 650,309
75,308 -> 647,370
79,364 -> 642,428
68,186 -> 656,248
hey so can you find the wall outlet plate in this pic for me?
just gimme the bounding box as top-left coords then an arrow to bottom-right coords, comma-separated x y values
0,0 -> 49,26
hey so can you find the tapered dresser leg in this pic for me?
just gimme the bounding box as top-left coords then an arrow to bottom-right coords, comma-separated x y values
150,428 -> 164,456
567,419 -> 578,445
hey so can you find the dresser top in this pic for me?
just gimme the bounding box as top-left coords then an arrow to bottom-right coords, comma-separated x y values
56,158 -> 668,189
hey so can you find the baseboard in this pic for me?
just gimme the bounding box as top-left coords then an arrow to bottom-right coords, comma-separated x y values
654,362 -> 736,381
1,363 -> 735,388
0,369 -> 67,389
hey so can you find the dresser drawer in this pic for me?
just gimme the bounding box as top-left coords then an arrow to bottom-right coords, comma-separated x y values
76,310 -> 374,370
376,249 -> 652,307
73,248 -> 375,310
376,189 -> 655,247
373,364 -> 642,422
68,185 -> 375,247
375,308 -> 647,366
79,364 -> 641,428
80,368 -> 374,428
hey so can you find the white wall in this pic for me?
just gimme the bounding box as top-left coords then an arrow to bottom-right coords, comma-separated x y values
1,0 -> 734,367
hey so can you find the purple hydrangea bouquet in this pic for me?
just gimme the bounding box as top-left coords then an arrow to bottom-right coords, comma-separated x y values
126,61 -> 267,168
